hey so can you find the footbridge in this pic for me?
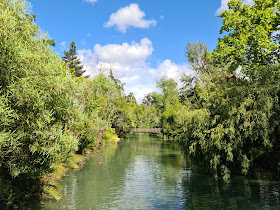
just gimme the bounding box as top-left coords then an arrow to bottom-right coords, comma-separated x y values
131,128 -> 162,134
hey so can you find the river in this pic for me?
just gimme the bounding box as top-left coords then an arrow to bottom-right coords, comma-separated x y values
34,134 -> 280,209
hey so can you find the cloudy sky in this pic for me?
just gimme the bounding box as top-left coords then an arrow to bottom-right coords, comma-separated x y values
29,0 -> 254,102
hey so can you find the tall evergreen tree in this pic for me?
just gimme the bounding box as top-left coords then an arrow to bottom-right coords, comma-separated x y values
62,41 -> 87,77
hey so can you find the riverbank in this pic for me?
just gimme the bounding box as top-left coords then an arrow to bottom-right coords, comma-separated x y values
40,151 -> 93,200
40,133 -> 120,201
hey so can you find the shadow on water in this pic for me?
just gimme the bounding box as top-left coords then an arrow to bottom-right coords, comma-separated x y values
182,172 -> 280,210
32,134 -> 280,210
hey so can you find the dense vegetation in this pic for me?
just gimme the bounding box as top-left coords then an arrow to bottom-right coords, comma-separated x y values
143,0 -> 280,180
0,0 -> 279,208
0,0 -> 152,208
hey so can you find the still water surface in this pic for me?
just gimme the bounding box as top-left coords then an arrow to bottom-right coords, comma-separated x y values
36,134 -> 279,209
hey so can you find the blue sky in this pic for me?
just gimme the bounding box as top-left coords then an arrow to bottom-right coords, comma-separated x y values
28,0 -> 254,102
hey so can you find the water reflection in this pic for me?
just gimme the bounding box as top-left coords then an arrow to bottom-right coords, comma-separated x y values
182,173 -> 280,209
36,134 -> 280,210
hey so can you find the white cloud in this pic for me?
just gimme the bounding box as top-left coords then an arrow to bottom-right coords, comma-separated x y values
94,38 -> 153,65
77,39 -> 190,103
216,0 -> 255,15
216,0 -> 230,15
120,75 -> 140,84
105,3 -> 157,33
77,49 -> 97,77
156,59 -> 190,81
130,86 -> 155,103
84,0 -> 98,5
60,41 -> 66,49
78,49 -> 96,65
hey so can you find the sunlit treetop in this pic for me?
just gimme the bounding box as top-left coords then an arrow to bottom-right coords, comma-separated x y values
213,0 -> 280,79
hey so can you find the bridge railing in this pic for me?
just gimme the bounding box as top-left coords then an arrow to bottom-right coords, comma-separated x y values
131,128 -> 162,134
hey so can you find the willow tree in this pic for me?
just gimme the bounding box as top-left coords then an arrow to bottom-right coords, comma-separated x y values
158,0 -> 280,180
0,0 -> 78,206
185,0 -> 280,180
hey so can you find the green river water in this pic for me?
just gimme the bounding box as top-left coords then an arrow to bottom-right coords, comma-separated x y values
34,134 -> 280,209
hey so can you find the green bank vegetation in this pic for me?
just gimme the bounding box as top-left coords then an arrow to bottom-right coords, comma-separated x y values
0,0 -> 280,208
0,0 -> 155,208
143,0 -> 280,181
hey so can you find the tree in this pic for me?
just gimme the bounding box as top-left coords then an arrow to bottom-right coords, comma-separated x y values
179,73 -> 196,104
109,69 -> 124,94
126,92 -> 137,104
0,0 -> 79,207
173,0 -> 280,180
213,0 -> 280,79
185,41 -> 212,76
62,41 -> 87,77
156,76 -> 179,106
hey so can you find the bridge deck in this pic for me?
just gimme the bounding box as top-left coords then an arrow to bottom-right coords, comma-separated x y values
131,128 -> 162,134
